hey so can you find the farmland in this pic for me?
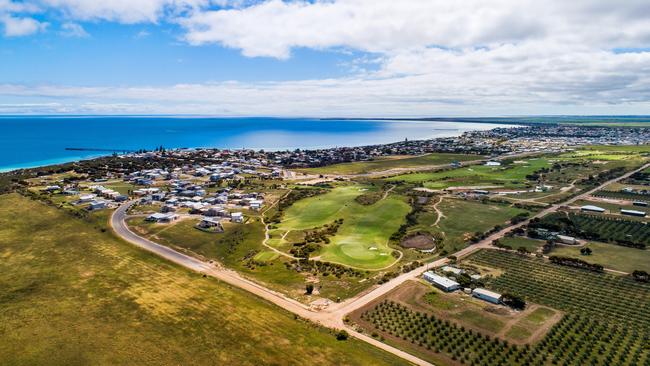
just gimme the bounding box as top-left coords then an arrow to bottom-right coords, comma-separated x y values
296,153 -> 483,175
355,300 -> 649,366
530,212 -> 650,248
0,193 -> 405,366
550,241 -> 650,273
466,250 -> 650,329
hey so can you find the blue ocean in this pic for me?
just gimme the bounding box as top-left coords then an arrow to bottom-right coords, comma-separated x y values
0,117 -> 510,172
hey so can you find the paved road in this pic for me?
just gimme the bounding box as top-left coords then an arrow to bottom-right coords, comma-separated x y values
110,161 -> 650,366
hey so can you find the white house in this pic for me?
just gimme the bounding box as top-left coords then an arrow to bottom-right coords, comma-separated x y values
231,212 -> 244,223
423,272 -> 460,292
472,288 -> 502,304
485,161 -> 501,166
196,217 -> 224,232
79,194 -> 97,203
146,212 -> 178,223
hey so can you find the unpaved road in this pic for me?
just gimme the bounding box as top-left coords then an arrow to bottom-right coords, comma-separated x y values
110,161 -> 650,366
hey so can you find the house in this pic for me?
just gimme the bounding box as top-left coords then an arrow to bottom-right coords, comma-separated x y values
146,212 -> 178,223
621,209 -> 646,217
556,234 -> 577,245
78,194 -> 97,203
44,185 -> 61,192
161,205 -> 177,213
423,272 -> 460,292
581,205 -> 605,213
115,194 -> 129,202
152,192 -> 166,201
485,161 -> 501,166
87,200 -> 107,210
196,217 -> 224,232
441,266 -> 463,275
231,212 -> 244,223
472,288 -> 502,304
633,201 -> 648,207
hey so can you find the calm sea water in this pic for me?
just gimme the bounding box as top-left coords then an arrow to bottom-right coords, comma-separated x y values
0,117 -> 512,172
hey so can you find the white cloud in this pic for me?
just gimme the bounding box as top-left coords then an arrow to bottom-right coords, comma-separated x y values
59,22 -> 88,37
1,0 -> 650,115
1,15 -> 48,36
179,0 -> 650,58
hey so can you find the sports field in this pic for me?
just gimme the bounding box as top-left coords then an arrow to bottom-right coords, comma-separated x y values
272,185 -> 410,269
387,158 -> 550,189
296,153 -> 483,175
0,194 -> 405,365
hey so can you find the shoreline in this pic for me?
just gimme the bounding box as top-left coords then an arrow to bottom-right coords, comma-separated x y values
0,118 -> 518,174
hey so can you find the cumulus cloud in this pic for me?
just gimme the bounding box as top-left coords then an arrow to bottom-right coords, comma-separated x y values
1,15 -> 48,36
1,0 -> 650,115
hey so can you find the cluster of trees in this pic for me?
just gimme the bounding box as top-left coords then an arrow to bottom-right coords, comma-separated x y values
501,293 -> 526,310
285,258 -> 364,278
389,195 -> 426,242
549,255 -> 604,273
303,219 -> 343,244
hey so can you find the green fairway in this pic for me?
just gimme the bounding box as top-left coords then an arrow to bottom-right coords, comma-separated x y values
0,194 -> 405,365
274,185 -> 410,269
387,158 -> 550,189
296,153 -> 483,175
551,241 -> 650,273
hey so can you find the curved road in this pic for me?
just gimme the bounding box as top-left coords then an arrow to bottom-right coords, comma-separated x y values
110,161 -> 650,366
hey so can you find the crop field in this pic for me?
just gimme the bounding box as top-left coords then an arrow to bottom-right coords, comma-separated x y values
296,153 -> 483,175
0,194 -> 405,366
592,190 -> 650,202
357,300 -> 649,366
467,250 -> 650,329
428,199 -> 530,252
270,185 -> 410,270
387,158 -> 550,189
551,241 -> 650,273
532,212 -> 650,248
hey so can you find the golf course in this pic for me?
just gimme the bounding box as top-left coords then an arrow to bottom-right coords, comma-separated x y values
270,185 -> 410,270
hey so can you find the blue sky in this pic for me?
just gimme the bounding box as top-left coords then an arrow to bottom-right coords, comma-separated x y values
1,22 -> 367,86
1,1 -> 650,116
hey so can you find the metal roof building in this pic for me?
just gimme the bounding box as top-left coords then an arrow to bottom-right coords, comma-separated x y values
423,272 -> 460,292
472,288 -> 502,304
581,205 -> 605,213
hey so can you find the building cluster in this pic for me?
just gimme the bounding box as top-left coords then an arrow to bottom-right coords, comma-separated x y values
422,266 -> 503,305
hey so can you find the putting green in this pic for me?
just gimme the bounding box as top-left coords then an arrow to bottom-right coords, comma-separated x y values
275,185 -> 410,270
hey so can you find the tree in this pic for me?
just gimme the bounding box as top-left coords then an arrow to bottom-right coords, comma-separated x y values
580,247 -> 592,256
336,330 -> 349,341
632,270 -> 649,283
502,293 -> 526,310
305,283 -> 314,295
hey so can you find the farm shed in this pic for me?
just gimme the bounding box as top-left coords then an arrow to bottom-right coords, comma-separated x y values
423,272 -> 460,292
472,288 -> 503,304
